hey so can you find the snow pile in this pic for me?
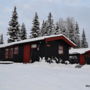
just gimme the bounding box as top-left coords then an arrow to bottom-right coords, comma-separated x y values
0,62 -> 90,90
0,61 -> 14,64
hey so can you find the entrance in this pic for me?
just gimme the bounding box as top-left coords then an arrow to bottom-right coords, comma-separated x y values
23,44 -> 31,63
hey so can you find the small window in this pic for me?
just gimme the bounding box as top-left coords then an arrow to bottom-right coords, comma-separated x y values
31,44 -> 37,48
5,49 -> 9,59
58,46 -> 63,54
47,44 -> 51,47
10,48 -> 13,58
14,47 -> 18,55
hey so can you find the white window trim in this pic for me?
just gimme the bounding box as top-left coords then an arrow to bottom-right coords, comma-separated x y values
31,44 -> 37,48
58,46 -> 63,54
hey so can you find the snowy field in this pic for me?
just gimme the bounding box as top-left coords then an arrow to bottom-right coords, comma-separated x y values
0,61 -> 90,90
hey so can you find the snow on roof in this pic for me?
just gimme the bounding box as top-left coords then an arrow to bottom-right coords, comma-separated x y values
45,34 -> 76,47
69,48 -> 90,54
0,36 -> 44,48
0,34 -> 76,48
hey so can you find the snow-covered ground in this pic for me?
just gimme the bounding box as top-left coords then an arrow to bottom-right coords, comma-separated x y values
0,61 -> 90,90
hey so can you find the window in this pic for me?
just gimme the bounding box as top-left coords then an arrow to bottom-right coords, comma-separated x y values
31,44 -> 37,48
5,49 -> 9,59
10,48 -> 13,58
5,48 -> 14,59
58,46 -> 63,54
14,47 -> 18,55
47,44 -> 51,47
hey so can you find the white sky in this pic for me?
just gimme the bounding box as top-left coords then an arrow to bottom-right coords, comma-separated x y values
0,0 -> 90,46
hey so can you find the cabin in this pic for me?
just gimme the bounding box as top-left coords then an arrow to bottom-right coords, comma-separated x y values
69,48 -> 90,65
0,34 -> 76,63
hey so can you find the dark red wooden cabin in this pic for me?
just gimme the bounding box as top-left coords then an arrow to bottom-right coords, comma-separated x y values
69,48 -> 90,65
0,34 -> 76,63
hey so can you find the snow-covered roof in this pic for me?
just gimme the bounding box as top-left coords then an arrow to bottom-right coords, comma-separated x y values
69,48 -> 90,54
0,34 -> 76,48
0,36 -> 44,48
45,34 -> 76,47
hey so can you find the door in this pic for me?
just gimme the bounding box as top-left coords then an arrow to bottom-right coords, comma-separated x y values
23,44 -> 31,63
80,54 -> 86,65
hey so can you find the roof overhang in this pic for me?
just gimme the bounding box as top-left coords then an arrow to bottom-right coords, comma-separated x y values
45,35 -> 76,47
0,34 -> 76,48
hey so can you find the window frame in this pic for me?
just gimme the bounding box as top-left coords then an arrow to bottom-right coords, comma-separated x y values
10,48 -> 13,58
31,44 -> 37,49
58,45 -> 64,55
14,47 -> 19,55
5,49 -> 9,59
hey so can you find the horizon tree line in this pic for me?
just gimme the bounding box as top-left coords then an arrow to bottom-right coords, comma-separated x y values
0,6 -> 88,48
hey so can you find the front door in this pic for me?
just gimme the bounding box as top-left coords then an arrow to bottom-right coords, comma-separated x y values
23,44 -> 31,63
80,54 -> 86,65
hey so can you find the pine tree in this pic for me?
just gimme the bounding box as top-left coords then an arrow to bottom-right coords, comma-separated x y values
20,23 -> 27,40
8,6 -> 20,43
40,20 -> 44,36
40,20 -> 47,36
81,29 -> 88,48
55,22 -> 60,35
30,12 -> 40,38
74,22 -> 80,48
66,17 -> 76,43
0,34 -> 4,44
46,13 -> 55,35
58,19 -> 68,37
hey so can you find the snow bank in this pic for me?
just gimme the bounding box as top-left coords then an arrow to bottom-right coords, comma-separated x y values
0,62 -> 90,90
0,61 -> 14,64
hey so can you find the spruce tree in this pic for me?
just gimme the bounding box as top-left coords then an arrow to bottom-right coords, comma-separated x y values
58,19 -> 68,37
40,20 -> 45,36
81,29 -> 88,48
55,22 -> 60,35
74,22 -> 80,48
0,34 -> 4,44
46,13 -> 55,35
66,17 -> 76,43
8,6 -> 20,43
40,20 -> 48,36
20,23 -> 27,40
30,12 -> 40,38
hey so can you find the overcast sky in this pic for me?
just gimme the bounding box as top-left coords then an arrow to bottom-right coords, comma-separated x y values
0,0 -> 90,46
